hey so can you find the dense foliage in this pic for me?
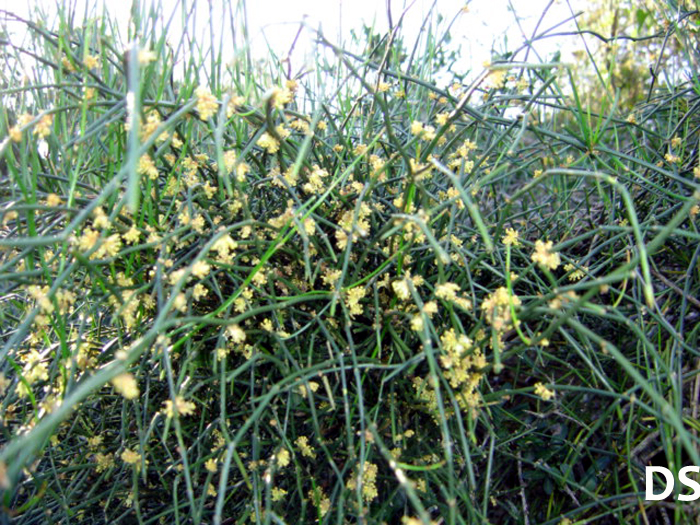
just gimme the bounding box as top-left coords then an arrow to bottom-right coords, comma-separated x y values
1,1 -> 700,523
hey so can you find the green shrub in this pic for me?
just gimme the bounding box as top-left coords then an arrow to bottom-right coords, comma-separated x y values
1,1 -> 699,523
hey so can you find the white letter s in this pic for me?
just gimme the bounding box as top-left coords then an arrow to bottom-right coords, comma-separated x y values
679,466 -> 700,502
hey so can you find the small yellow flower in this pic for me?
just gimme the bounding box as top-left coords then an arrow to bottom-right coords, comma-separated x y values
61,55 -> 75,72
422,301 -> 438,316
260,318 -> 274,332
33,114 -> 53,138
501,228 -> 520,246
45,193 -> 62,207
257,132 -> 280,153
163,395 -> 196,418
435,112 -> 450,126
347,462 -> 379,502
533,382 -> 555,401
121,448 -> 141,465
297,381 -> 319,397
191,260 -> 211,279
226,324 -> 246,344
354,143 -> 368,156
410,121 -> 424,136
271,487 -> 287,501
276,448 -> 290,468
392,279 -> 410,300
344,286 -> 367,317
295,436 -> 316,458
83,54 -> 100,69
226,95 -> 245,117
563,262 -> 586,281
531,240 -> 561,270
270,86 -> 294,108
122,226 -> 141,244
138,154 -> 159,180
9,125 -> 22,142
195,86 -> 219,120
138,48 -> 157,65
410,314 -> 424,332
111,373 -> 139,399
173,292 -> 187,312
665,152 -> 681,164
435,282 -> 460,301
94,453 -> 114,473
205,458 -> 217,473
376,81 -> 390,92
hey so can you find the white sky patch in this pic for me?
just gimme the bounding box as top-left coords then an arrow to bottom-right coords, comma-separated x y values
2,0 -> 585,84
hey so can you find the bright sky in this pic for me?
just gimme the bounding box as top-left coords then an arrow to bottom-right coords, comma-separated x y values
3,0 -> 584,82
245,0 -> 579,73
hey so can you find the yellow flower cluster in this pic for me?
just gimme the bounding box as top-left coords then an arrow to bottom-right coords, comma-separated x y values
270,85 -> 295,108
308,487 -> 331,516
344,286 -> 367,317
392,279 -> 410,300
33,114 -> 53,138
123,226 -> 140,244
226,324 -> 246,344
195,86 -> 219,120
138,48 -> 156,65
83,54 -> 100,69
410,121 -> 436,141
223,150 -> 250,182
410,300 -> 438,332
163,395 -> 196,418
15,350 -> 48,399
76,229 -> 122,260
297,381 -> 319,397
111,372 -> 139,399
446,137 -> 477,170
302,165 -> 329,194
335,202 -> 372,250
226,95 -> 245,117
501,228 -> 520,246
481,286 -> 520,332
295,436 -> 316,458
354,143 -> 369,156
205,458 -> 217,473
121,448 -> 141,464
257,132 -> 280,153
434,282 -> 472,310
439,329 -> 486,414
94,453 -> 114,473
138,154 -> 159,180
191,260 -> 211,279
347,461 -> 379,501
272,487 -> 287,501
121,448 -> 148,472
534,382 -> 555,401
563,262 -> 586,281
275,447 -> 291,468
532,240 -> 560,270
211,233 -> 238,264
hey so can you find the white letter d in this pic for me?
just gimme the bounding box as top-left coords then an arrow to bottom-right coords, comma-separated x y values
646,466 -> 674,500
